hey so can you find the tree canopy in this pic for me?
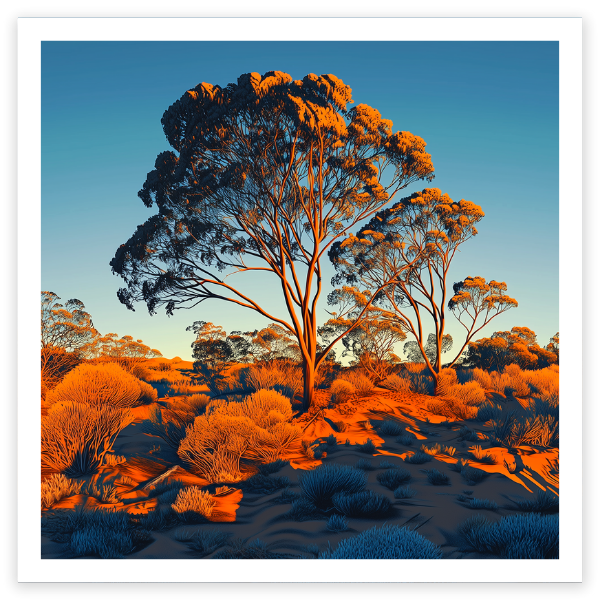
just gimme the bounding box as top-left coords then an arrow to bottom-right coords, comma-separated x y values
329,188 -> 518,382
111,71 -> 435,410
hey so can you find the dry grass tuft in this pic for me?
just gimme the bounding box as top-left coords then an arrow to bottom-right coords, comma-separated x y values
41,473 -> 84,509
330,379 -> 356,403
338,370 -> 374,393
171,487 -> 216,518
379,374 -> 412,393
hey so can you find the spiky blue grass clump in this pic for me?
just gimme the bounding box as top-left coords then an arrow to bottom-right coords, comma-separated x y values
476,402 -> 503,422
376,467 -> 411,490
465,497 -> 499,511
378,460 -> 398,469
258,459 -> 289,475
70,526 -> 135,559
457,426 -> 480,442
325,434 -> 338,447
281,498 -> 323,522
357,438 -> 377,454
298,464 -> 367,508
460,465 -> 488,485
135,506 -> 178,531
319,525 -> 443,559
394,485 -> 417,499
404,451 -> 431,464
421,468 -> 451,486
456,513 -> 559,559
270,488 -> 301,505
378,420 -> 405,437
332,490 -> 391,518
175,527 -> 233,557
506,490 -> 559,514
326,513 -> 349,532
396,433 -> 415,446
354,458 -> 375,471
240,473 -> 290,495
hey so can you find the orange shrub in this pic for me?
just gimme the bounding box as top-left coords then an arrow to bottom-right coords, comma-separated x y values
339,370 -> 373,393
46,362 -> 144,408
41,473 -> 84,510
330,379 -> 356,403
41,401 -> 134,476
379,374 -> 412,393
171,487 -> 215,518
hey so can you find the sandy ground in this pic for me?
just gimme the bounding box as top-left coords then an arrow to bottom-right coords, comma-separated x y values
41,372 -> 558,560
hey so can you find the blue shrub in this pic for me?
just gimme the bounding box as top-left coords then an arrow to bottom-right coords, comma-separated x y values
70,526 -> 135,559
135,506 -> 178,531
326,513 -> 349,532
319,525 -> 443,559
298,464 -> 367,508
394,485 -> 417,499
332,490 -> 391,518
258,459 -> 289,475
466,498 -> 499,511
476,402 -> 503,422
378,460 -> 398,469
404,451 -> 431,464
421,468 -> 451,485
357,438 -> 377,454
354,458 -> 375,471
325,434 -> 338,447
457,426 -> 480,442
376,468 -> 411,490
456,513 -> 558,559
460,465 -> 488,485
281,498 -> 323,522
378,420 -> 405,436
506,490 -> 559,514
240,474 -> 290,495
396,434 -> 415,446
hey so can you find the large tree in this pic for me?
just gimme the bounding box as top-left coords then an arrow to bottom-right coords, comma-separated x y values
111,71 -> 435,411
329,188 -> 518,388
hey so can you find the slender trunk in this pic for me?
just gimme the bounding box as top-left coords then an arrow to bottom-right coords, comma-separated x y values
301,358 -> 316,413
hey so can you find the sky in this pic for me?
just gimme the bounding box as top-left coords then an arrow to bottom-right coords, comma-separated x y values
41,41 -> 559,361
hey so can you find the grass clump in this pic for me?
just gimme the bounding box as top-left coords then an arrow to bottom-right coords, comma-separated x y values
171,486 -> 215,521
330,379 -> 356,403
457,426 -> 480,442
396,433 -> 415,446
356,438 -> 377,454
505,490 -> 559,514
258,459 -> 289,475
468,445 -> 497,464
459,496 -> 499,511
376,468 -> 411,490
175,527 -> 233,557
354,458 -> 375,471
41,474 -> 84,510
239,474 -> 290,495
325,434 -> 338,447
377,420 -> 405,436
281,498 -> 323,522
394,485 -> 417,499
421,468 -> 451,486
455,513 -> 558,558
378,460 -> 399,469
298,464 -> 367,509
460,465 -> 488,485
379,374 -> 412,393
332,490 -> 391,518
476,402 -> 503,423
320,525 -> 442,559
404,451 -> 431,464
326,513 -> 349,532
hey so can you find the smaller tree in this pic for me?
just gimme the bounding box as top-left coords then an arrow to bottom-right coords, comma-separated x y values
404,333 -> 453,365
187,321 -> 233,369
546,332 -> 559,363
81,332 -> 162,365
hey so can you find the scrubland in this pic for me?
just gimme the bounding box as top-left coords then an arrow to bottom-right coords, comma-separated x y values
40,357 -> 559,560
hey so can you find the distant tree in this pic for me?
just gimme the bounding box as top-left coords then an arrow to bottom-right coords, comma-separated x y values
404,333 -> 453,365
82,333 -> 162,364
464,326 -> 558,371
546,332 -> 559,363
320,286 -> 406,381
41,291 -> 99,351
329,188 -> 518,389
111,70 -> 435,411
187,321 -> 233,369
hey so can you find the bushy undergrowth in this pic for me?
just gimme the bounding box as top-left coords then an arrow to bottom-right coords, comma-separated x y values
505,490 -> 559,513
379,374 -> 412,393
396,433 -> 416,446
171,486 -> 215,521
356,438 -> 377,454
281,498 -> 323,522
476,401 -> 503,422
258,459 -> 289,475
41,473 -> 84,509
175,527 -> 233,557
394,485 -> 417,499
488,409 -> 559,448
319,525 -> 443,559
46,362 -> 147,408
330,379 -> 356,403
404,451 -> 431,464
376,467 -> 411,490
326,513 -> 349,532
354,458 -> 375,471
455,513 -> 558,558
245,361 -> 303,400
338,370 -> 374,394
298,464 -> 367,508
377,420 -> 405,437
239,473 -> 291,495
421,468 -> 451,485
332,490 -> 391,518
41,401 -> 134,476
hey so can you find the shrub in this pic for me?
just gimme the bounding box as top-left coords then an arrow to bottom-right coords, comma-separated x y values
103,454 -> 126,467
421,443 -> 441,456
332,490 -> 391,518
319,525 -> 443,559
246,361 -> 303,400
505,490 -> 559,514
240,474 -> 291,495
325,434 -> 338,447
140,406 -> 189,451
326,513 -> 349,532
489,411 -> 559,449
455,513 -> 559,559
404,451 -> 431,464
356,438 -> 377,454
396,433 -> 415,446
41,401 -> 134,476
460,465 -> 488,485
171,486 -> 215,520
354,458 -> 375,471
175,527 -> 233,557
298,464 -> 367,508
394,485 -> 417,499
46,362 -> 144,408
410,373 -> 436,395
339,370 -> 374,393
376,468 -> 411,490
330,379 -> 356,403
258,459 -> 289,475
468,445 -> 497,464
443,445 -> 457,456
379,374 -> 412,393
472,368 -> 493,390
457,426 -> 480,442
83,480 -> 119,504
137,380 -> 159,404
378,460 -> 398,469
466,497 -> 499,511
476,401 -> 503,423
41,474 -> 84,509
281,498 -> 323,522
421,468 -> 451,485
377,420 -> 405,436
449,458 -> 468,473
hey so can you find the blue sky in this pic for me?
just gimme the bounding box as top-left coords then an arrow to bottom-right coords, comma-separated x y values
42,41 -> 558,360
19,18 -> 582,581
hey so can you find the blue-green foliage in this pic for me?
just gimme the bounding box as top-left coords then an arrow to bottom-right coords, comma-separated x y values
421,468 -> 451,485
298,464 -> 367,508
332,490 -> 391,518
319,525 -> 443,559
378,420 -> 405,436
460,465 -> 488,485
357,438 -> 377,454
136,506 -> 178,531
404,451 -> 431,464
326,513 -> 349,532
240,473 -> 291,495
476,402 -> 503,422
506,490 -> 559,514
325,434 -> 338,447
376,468 -> 411,490
281,498 -> 323,522
396,433 -> 415,446
394,485 -> 417,499
457,426 -> 480,442
465,497 -> 499,511
354,458 -> 375,471
378,460 -> 398,469
455,513 -> 559,559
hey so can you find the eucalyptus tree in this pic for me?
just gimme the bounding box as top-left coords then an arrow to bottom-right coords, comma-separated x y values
329,188 -> 518,387
111,71 -> 435,411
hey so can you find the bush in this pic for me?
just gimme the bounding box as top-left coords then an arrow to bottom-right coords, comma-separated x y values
476,401 -> 503,423
460,465 -> 488,485
378,460 -> 399,469
376,468 -> 411,490
396,433 -> 416,446
171,487 -> 216,521
489,410 -> 559,449
240,474 -> 291,495
421,468 -> 451,485
41,401 -> 134,476
298,464 -> 367,508
281,498 -> 323,522
404,451 -> 431,464
83,480 -> 119,504
354,458 -> 375,471
46,362 -> 145,408
465,497 -> 499,511
506,490 -> 559,514
455,513 -> 559,559
332,490 -> 391,518
377,420 -> 405,436
379,374 -> 412,393
356,438 -> 377,454
41,473 -> 84,510
325,434 -> 338,447
137,380 -> 159,404
258,459 -> 289,475
457,426 -> 480,442
326,514 -> 349,532
175,527 -> 233,557
394,485 -> 417,499
320,525 -> 443,559
339,370 -> 374,393
330,379 -> 356,403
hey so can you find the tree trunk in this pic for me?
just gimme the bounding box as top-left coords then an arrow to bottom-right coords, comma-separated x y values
301,359 -> 316,413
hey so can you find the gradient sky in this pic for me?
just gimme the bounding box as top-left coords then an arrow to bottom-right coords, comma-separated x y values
42,41 -> 558,360
18,17 -> 582,582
